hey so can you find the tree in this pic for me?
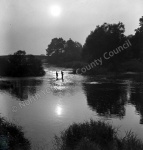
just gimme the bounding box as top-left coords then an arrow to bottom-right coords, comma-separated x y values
9,50 -> 26,67
82,22 -> 126,63
46,38 -> 66,63
0,50 -> 45,77
14,50 -> 26,55
132,16 -> 143,59
46,38 -> 66,56
135,16 -> 143,33
46,38 -> 82,63
64,39 -> 82,61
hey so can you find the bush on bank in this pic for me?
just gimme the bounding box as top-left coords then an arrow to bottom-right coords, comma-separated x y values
53,120 -> 143,150
51,61 -> 88,69
0,50 -> 45,77
0,117 -> 30,150
73,60 -> 143,76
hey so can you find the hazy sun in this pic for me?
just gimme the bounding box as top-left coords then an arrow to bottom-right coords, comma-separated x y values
50,5 -> 62,17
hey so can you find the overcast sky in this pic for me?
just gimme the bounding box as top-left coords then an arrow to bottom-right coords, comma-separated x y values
0,0 -> 143,55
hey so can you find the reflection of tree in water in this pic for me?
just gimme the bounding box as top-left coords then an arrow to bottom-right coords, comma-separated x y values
113,74 -> 143,124
0,80 -> 43,101
83,83 -> 126,118
130,83 -> 143,124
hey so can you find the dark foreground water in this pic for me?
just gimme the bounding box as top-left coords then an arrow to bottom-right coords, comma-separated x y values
0,66 -> 143,149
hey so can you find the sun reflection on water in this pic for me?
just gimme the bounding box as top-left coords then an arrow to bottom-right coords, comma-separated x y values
55,97 -> 64,117
56,104 -> 63,116
126,80 -> 132,101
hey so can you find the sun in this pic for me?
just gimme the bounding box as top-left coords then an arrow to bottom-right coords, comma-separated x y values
50,5 -> 62,17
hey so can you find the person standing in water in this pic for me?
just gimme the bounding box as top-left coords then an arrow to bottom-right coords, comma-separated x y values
56,71 -> 58,79
61,71 -> 64,80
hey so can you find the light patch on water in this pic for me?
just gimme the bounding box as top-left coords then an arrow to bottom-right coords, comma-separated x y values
56,104 -> 63,116
89,82 -> 100,84
55,98 -> 64,117
84,81 -> 101,85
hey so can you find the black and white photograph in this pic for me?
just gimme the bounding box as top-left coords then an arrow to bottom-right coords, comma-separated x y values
0,0 -> 143,149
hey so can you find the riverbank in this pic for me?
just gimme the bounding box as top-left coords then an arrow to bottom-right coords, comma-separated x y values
73,59 -> 143,76
1,66 -> 143,149
0,51 -> 45,77
48,59 -> 143,76
46,61 -> 87,69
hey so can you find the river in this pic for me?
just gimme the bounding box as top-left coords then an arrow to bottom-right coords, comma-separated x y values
0,66 -> 143,149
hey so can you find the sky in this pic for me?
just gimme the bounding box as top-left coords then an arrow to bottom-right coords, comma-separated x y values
0,0 -> 143,55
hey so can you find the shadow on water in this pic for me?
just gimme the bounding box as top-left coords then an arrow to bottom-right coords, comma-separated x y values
129,83 -> 143,124
118,73 -> 143,124
83,82 -> 126,118
83,73 -> 143,124
0,79 -> 43,101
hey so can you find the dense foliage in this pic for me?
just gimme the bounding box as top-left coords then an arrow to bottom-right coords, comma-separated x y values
53,120 -> 143,150
131,16 -> 143,59
0,117 -> 30,150
82,22 -> 126,62
46,38 -> 82,63
0,50 -> 45,77
45,16 -> 143,74
81,16 -> 143,72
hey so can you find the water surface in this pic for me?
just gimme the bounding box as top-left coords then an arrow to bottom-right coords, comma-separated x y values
0,67 -> 143,149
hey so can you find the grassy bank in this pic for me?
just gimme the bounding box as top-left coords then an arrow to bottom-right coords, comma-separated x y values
119,60 -> 143,72
51,61 -> 88,69
53,120 -> 143,150
46,59 -> 143,76
71,60 -> 143,75
0,117 -> 30,150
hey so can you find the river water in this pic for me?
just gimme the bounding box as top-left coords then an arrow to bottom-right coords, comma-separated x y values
0,66 -> 143,149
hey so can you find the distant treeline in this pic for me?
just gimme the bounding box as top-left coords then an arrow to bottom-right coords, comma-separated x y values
0,50 -> 45,77
46,16 -> 143,74
1,16 -> 143,76
0,55 -> 47,63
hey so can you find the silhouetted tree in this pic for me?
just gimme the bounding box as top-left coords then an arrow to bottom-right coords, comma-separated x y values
64,39 -> 82,61
82,22 -> 127,69
132,16 -> 143,59
46,38 -> 82,63
46,38 -> 66,57
0,50 -> 45,77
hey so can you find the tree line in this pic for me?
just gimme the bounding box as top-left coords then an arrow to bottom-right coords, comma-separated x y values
0,16 -> 143,77
46,16 -> 143,73
0,50 -> 45,77
46,38 -> 82,63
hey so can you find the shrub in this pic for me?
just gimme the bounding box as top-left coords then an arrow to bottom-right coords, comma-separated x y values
53,120 -> 117,150
0,51 -> 45,77
53,120 -> 143,150
0,117 -> 31,150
